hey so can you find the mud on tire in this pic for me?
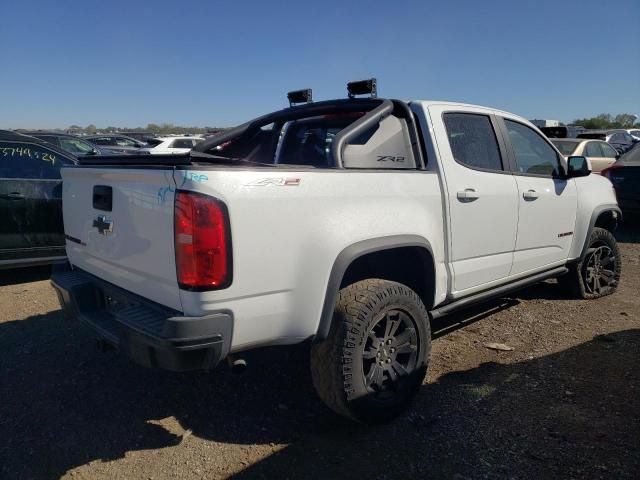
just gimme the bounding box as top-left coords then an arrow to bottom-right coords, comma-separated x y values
310,279 -> 431,424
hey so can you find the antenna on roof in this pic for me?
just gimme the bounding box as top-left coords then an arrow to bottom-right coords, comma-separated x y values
287,89 -> 313,107
347,78 -> 377,99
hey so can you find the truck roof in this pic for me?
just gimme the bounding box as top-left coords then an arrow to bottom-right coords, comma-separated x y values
155,136 -> 202,141
411,100 -> 519,118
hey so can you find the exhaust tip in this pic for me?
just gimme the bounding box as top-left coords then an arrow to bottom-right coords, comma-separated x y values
226,355 -> 247,374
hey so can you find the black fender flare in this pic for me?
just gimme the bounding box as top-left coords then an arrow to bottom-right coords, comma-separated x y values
578,204 -> 622,260
314,234 -> 434,342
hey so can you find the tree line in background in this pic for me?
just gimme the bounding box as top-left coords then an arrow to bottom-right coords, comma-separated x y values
66,123 -> 226,135
570,113 -> 639,130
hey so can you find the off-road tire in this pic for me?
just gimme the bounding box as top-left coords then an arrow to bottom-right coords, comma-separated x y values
310,279 -> 431,424
559,227 -> 621,299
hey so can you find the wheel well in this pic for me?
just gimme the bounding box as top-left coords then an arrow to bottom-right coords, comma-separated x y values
339,246 -> 435,309
594,210 -> 619,232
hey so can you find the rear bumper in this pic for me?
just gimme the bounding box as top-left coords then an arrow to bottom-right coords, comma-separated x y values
51,266 -> 233,371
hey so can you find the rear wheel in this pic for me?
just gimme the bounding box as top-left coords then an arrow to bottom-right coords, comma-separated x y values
560,227 -> 621,299
310,279 -> 430,423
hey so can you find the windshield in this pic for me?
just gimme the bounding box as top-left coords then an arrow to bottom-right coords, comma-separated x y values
551,140 -> 578,156
145,138 -> 163,147
114,137 -> 140,147
540,126 -> 567,138
620,145 -> 640,164
59,137 -> 96,155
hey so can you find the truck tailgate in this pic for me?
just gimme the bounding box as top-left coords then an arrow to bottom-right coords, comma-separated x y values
61,167 -> 182,311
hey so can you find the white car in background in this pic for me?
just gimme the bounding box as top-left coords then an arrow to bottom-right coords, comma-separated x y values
551,138 -> 619,173
143,136 -> 203,155
626,129 -> 640,141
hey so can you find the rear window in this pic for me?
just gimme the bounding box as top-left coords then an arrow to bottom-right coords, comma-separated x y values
203,112 -> 367,167
541,126 -> 568,138
551,140 -> 579,156
276,115 -> 363,167
31,134 -> 59,145
197,102 -> 418,169
578,133 -> 606,140
170,139 -> 196,149
90,137 -> 114,145
620,146 -> 640,164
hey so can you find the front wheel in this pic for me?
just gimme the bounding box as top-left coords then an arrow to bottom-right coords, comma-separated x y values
310,279 -> 431,424
560,227 -> 621,299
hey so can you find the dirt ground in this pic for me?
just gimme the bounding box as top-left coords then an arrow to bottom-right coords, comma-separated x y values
1,226 -> 639,480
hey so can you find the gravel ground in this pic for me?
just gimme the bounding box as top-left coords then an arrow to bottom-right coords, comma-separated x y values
0,226 -> 638,480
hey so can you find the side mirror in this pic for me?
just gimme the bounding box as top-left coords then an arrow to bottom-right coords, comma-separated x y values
567,156 -> 591,178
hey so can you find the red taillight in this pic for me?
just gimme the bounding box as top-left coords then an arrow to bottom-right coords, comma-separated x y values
174,191 -> 231,290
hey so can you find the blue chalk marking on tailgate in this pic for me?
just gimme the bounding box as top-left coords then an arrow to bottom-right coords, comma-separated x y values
157,171 -> 207,203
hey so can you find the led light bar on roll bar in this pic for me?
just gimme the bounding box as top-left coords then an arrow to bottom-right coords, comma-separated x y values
287,88 -> 313,107
347,78 -> 377,99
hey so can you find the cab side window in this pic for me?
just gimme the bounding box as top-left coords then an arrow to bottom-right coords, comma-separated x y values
600,142 -> 618,158
443,113 -> 503,171
504,120 -> 560,176
585,142 -> 603,157
0,142 -> 68,179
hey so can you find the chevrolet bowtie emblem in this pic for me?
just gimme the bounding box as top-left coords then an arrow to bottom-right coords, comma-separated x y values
93,215 -> 113,235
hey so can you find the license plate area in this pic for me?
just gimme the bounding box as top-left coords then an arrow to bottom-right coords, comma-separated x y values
101,286 -> 139,315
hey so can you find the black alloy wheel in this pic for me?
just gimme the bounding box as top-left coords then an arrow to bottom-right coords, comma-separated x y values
559,227 -> 621,299
362,308 -> 419,394
583,243 -> 618,295
310,279 -> 431,423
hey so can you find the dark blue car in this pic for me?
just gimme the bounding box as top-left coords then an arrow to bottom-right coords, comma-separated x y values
0,130 -> 76,268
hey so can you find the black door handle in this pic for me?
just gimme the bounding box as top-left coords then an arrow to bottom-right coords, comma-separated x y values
0,192 -> 25,200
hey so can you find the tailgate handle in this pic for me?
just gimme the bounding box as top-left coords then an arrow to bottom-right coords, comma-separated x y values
93,185 -> 113,211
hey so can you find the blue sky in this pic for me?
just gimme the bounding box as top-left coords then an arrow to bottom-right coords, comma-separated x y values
1,0 -> 638,129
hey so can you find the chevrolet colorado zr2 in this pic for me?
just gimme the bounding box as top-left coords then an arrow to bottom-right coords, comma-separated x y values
52,81 -> 622,423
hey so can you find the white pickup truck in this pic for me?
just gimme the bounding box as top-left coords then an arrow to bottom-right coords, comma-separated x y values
52,83 -> 622,423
